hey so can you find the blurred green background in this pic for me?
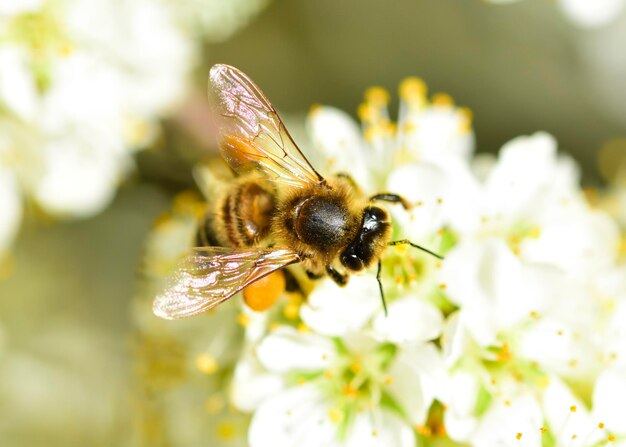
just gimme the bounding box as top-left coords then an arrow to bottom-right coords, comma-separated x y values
1,0 -> 625,445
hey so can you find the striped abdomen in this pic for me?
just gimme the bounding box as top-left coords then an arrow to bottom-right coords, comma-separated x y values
196,179 -> 276,248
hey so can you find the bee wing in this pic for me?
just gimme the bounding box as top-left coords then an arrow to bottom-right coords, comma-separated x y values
208,64 -> 325,188
153,246 -> 301,320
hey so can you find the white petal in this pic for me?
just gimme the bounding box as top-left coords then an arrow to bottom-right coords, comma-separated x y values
345,408 -> 415,447
387,343 -> 445,425
0,47 -> 38,121
0,166 -> 22,255
544,377 -> 603,446
471,394 -> 543,447
306,106 -> 372,188
593,368 -> 626,435
441,312 -> 471,367
300,276 -> 380,336
440,239 -> 548,346
256,327 -> 337,374
231,352 -> 285,412
559,0 -> 625,27
443,371 -> 481,441
249,385 -> 341,447
372,296 -> 442,343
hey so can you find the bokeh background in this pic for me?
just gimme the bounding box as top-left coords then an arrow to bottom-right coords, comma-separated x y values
1,0 -> 625,445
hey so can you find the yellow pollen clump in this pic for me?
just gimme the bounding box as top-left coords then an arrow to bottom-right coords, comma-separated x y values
407,274 -> 416,282
437,198 -> 443,204
297,377 -> 307,385
439,283 -> 447,290
438,228 -> 446,236
297,323 -> 310,333
384,376 -> 394,385
570,405 -> 577,413
399,77 -> 427,103
572,434 -> 577,440
237,313 -> 250,327
216,422 -> 236,440
371,430 -> 378,437
505,400 -> 512,407
328,408 -> 344,424
396,275 -> 404,285
195,353 -> 219,374
365,86 -> 390,106
609,434 -> 616,442
432,93 -> 454,107
599,422 -> 605,429
516,433 -> 523,440
530,311 -> 540,320
540,427 -> 548,433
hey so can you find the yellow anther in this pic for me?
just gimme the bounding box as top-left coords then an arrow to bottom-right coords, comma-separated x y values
399,77 -> 427,102
237,313 -> 250,327
609,434 -> 616,442
516,433 -> 523,440
432,93 -> 454,107
309,103 -> 322,116
371,430 -> 378,437
297,323 -> 310,333
195,353 -> 219,374
396,275 -> 404,285
283,302 -> 299,320
416,200 -> 423,206
568,359 -> 578,368
438,228 -> 446,236
216,422 -> 236,440
530,311 -> 540,320
324,370 -> 334,379
439,283 -> 447,290
459,106 -> 474,122
358,103 -> 374,122
365,86 -> 390,106
341,385 -> 359,399
415,425 -> 432,437
402,122 -> 417,133
570,405 -> 577,413
599,422 -> 605,429
350,362 -> 362,374
540,427 -> 547,433
505,400 -> 512,406
328,408 -> 344,424
384,376 -> 394,385
437,198 -> 443,204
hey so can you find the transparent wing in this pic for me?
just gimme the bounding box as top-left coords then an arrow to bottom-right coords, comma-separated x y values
208,64 -> 324,188
153,246 -> 300,320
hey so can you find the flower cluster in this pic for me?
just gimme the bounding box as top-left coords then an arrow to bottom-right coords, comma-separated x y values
135,78 -> 626,446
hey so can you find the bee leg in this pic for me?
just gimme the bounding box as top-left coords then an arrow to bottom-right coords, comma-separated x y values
369,193 -> 411,210
326,265 -> 348,286
305,270 -> 324,280
336,173 -> 362,194
283,269 -> 304,293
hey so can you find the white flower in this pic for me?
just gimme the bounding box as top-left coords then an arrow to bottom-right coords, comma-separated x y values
243,326 -> 444,447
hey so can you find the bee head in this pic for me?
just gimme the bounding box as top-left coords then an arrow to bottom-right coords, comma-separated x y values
340,206 -> 391,272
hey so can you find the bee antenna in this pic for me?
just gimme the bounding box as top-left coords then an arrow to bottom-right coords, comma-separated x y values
376,259 -> 388,317
388,239 -> 444,260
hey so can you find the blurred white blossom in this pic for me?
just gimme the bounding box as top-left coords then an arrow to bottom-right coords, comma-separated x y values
487,0 -> 626,28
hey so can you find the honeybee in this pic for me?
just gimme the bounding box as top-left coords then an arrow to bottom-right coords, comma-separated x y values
153,64 -> 441,320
